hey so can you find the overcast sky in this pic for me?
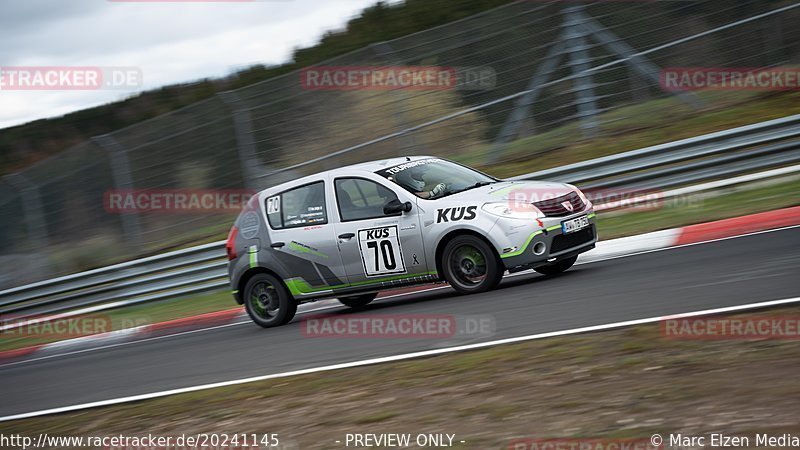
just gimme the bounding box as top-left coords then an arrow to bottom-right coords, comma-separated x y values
0,0 -> 387,129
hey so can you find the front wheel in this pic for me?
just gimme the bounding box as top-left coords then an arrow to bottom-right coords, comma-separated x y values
534,255 -> 578,276
244,273 -> 297,328
339,293 -> 377,308
441,235 -> 504,295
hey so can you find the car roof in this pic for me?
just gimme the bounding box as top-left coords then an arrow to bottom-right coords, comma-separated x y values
329,155 -> 435,175
257,155 -> 435,196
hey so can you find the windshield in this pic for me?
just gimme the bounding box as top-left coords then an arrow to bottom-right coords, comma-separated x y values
376,158 -> 497,198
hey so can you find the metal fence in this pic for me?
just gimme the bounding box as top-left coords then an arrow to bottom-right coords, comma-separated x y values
1,0 -> 798,288
2,113 -> 798,320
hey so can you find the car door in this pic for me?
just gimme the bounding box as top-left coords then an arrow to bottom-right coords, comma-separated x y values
264,180 -> 348,294
333,176 -> 429,287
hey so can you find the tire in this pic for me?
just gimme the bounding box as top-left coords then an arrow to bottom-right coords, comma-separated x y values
441,235 -> 503,294
339,293 -> 378,308
243,273 -> 297,328
534,255 -> 578,276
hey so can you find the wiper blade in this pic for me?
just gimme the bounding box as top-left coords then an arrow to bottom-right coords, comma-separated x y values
464,181 -> 494,191
444,181 -> 495,197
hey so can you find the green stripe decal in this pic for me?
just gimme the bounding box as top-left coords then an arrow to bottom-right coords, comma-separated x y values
501,230 -> 542,259
284,279 -> 307,297
288,241 -> 329,259
286,271 -> 439,296
249,245 -> 258,268
489,185 -> 518,197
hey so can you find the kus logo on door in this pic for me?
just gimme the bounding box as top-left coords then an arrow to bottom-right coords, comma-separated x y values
363,228 -> 390,239
436,206 -> 477,223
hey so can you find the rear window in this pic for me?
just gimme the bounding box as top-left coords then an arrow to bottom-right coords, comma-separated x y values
265,181 -> 327,229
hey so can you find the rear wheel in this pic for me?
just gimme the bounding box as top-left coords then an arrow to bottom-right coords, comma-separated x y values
441,235 -> 503,294
534,255 -> 578,276
339,293 -> 378,308
244,273 -> 297,328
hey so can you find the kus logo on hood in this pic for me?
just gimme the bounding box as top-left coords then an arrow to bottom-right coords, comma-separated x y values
436,206 -> 477,223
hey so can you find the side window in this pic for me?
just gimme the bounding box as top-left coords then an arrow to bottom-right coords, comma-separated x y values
266,182 -> 327,229
266,196 -> 282,229
335,178 -> 399,222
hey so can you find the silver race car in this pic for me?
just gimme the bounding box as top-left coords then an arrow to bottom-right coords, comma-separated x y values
227,156 -> 597,327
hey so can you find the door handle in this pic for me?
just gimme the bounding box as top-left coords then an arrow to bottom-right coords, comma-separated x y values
270,242 -> 285,248
338,233 -> 355,239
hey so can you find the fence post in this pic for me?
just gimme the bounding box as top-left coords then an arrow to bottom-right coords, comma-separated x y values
563,5 -> 600,139
4,173 -> 49,248
489,38 -> 567,163
370,41 -> 421,154
575,6 -> 703,108
92,134 -> 143,246
629,65 -> 651,103
218,91 -> 263,190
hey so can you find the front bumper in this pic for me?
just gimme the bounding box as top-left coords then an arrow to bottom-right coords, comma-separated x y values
494,211 -> 598,271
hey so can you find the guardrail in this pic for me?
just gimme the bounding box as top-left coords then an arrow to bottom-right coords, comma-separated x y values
2,114 -> 799,321
511,114 -> 800,188
0,242 -> 227,320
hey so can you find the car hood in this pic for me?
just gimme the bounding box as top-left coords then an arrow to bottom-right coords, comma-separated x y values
439,180 -> 574,204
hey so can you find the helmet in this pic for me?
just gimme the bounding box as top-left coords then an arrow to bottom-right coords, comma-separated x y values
394,168 -> 427,192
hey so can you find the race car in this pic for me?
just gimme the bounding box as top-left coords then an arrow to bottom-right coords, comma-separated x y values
227,156 -> 597,327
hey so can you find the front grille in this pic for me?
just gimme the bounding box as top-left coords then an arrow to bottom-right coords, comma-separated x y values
550,226 -> 595,254
534,191 -> 585,217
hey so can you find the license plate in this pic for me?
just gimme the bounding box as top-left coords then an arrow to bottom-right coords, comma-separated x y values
561,215 -> 589,234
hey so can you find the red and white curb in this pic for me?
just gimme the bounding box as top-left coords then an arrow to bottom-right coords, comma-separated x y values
580,205 -> 800,263
1,206 -> 798,365
0,308 -> 247,364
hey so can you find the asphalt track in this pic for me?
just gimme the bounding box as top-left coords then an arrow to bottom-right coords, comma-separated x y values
1,227 -> 798,417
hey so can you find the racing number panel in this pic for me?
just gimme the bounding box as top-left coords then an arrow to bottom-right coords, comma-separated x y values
357,225 -> 407,277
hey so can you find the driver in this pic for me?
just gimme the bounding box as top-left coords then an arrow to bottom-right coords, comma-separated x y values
391,166 -> 447,199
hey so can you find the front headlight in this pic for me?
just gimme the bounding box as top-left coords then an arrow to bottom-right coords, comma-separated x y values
482,202 -> 544,220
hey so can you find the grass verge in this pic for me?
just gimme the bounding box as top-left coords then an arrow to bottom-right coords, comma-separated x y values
471,91 -> 800,178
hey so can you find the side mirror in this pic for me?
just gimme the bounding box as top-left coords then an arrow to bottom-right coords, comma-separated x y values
384,199 -> 412,215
